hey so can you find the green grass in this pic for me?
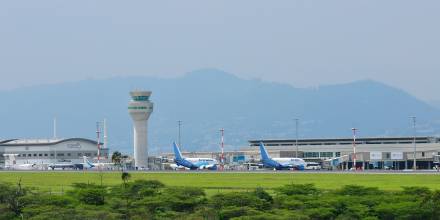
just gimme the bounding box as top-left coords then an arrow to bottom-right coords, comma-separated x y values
1,172 -> 440,194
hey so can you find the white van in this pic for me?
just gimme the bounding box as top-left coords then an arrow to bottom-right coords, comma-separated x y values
305,162 -> 321,170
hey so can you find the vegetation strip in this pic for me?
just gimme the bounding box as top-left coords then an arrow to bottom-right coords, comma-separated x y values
1,172 -> 440,219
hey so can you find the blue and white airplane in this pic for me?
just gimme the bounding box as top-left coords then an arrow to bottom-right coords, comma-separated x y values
259,142 -> 306,170
172,142 -> 218,170
82,156 -> 114,169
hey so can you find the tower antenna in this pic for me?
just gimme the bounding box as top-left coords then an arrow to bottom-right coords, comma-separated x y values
53,117 -> 57,139
220,128 -> 225,171
96,122 -> 101,165
104,118 -> 108,151
352,128 -> 358,171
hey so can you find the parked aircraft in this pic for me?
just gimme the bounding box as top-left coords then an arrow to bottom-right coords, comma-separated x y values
48,163 -> 79,170
259,142 -> 306,170
82,156 -> 114,169
173,142 -> 217,170
3,154 -> 38,170
6,163 -> 38,170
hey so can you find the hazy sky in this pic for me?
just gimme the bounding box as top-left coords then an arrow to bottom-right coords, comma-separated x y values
1,1 -> 439,101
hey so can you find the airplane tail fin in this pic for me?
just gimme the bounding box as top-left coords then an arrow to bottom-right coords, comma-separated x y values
259,142 -> 271,161
173,142 -> 183,160
83,156 -> 94,167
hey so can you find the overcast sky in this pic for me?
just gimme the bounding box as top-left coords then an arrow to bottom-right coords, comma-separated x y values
1,1 -> 439,101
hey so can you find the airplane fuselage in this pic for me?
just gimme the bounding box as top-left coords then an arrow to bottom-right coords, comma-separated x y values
175,158 -> 218,170
268,158 -> 306,170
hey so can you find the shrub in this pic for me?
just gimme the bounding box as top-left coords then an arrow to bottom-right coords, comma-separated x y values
220,206 -> 263,220
402,186 -> 431,197
275,184 -> 320,196
127,180 -> 165,198
305,207 -> 336,220
210,192 -> 270,210
374,201 -> 428,220
254,187 -> 273,203
338,185 -> 381,196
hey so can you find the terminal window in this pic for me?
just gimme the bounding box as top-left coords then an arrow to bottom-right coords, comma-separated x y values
133,96 -> 149,101
305,152 -> 319,158
67,153 -> 71,156
44,154 -> 48,156
33,154 -> 37,157
320,152 -> 333,157
39,154 -> 42,157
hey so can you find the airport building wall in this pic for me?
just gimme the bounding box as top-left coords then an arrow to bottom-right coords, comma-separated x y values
248,136 -> 440,169
161,136 -> 440,170
0,138 -> 108,167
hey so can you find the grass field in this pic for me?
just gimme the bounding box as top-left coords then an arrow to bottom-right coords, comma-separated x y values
1,172 -> 440,194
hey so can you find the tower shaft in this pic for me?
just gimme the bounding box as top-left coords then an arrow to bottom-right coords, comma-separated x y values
133,120 -> 148,168
128,91 -> 153,169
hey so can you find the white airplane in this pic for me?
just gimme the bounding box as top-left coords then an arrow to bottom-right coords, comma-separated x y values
82,156 -> 114,169
259,142 -> 306,170
3,154 -> 38,170
48,162 -> 79,170
6,163 -> 38,170
169,163 -> 190,170
173,142 -> 218,170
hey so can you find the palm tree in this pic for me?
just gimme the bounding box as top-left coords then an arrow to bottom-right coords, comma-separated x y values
111,151 -> 122,169
121,171 -> 131,188
121,171 -> 131,219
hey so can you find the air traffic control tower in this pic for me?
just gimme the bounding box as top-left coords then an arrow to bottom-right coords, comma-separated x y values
128,91 -> 154,169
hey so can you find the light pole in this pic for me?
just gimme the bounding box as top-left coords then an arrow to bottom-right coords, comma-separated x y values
294,118 -> 299,158
177,120 -> 182,147
96,122 -> 101,164
352,128 -> 358,171
220,128 -> 225,171
410,116 -> 417,171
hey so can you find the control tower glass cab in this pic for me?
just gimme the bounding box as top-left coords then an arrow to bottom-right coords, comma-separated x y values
128,91 -> 154,169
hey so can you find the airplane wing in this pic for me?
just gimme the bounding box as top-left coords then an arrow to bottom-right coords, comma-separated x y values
280,163 -> 294,167
199,164 -> 217,170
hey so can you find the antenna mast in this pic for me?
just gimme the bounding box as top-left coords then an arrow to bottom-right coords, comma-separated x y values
104,119 -> 108,151
220,128 -> 225,171
96,122 -> 101,165
53,117 -> 57,139
352,128 -> 358,171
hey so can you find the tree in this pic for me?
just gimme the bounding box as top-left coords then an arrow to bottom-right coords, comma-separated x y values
111,151 -> 123,170
121,172 -> 132,219
121,172 -> 131,188
275,184 -> 320,196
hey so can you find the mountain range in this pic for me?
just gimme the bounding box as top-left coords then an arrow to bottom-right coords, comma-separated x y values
1,69 -> 439,154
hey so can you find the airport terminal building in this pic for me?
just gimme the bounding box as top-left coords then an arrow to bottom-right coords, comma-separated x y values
162,136 -> 440,170
0,138 -> 109,167
248,136 -> 440,170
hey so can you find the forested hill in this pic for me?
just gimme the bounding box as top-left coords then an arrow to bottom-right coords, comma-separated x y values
1,69 -> 439,154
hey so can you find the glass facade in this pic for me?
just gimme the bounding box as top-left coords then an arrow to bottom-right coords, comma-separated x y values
320,152 -> 333,158
128,106 -> 149,110
304,152 -> 320,158
132,96 -> 149,101
7,151 -> 107,159
304,152 -> 334,158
